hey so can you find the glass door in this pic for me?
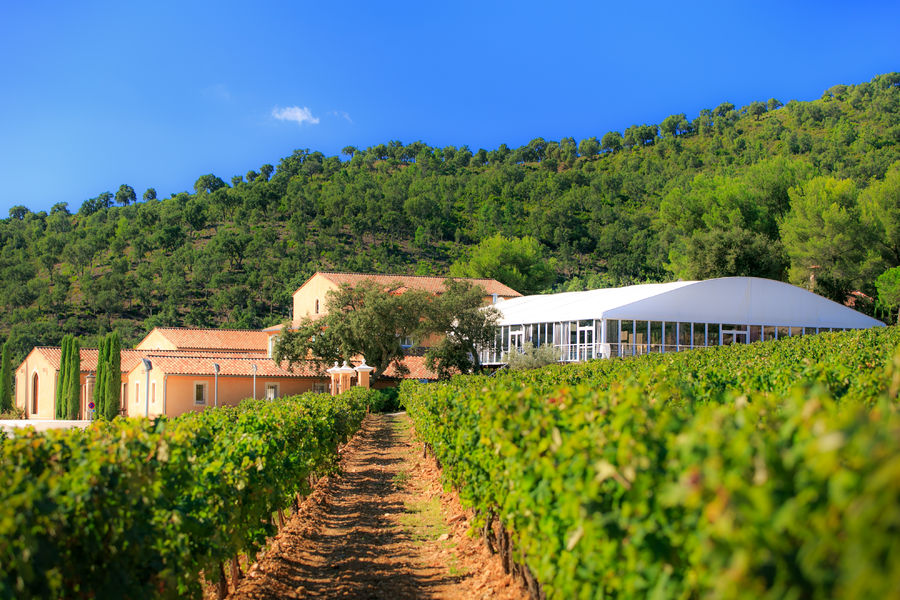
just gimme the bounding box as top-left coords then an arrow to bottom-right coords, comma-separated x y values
577,321 -> 594,361
721,325 -> 749,345
510,325 -> 524,355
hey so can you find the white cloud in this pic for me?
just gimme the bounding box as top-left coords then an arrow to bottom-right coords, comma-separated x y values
329,110 -> 353,124
271,105 -> 320,126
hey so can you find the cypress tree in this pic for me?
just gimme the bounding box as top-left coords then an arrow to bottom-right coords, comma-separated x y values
93,336 -> 107,419
0,340 -> 13,413
66,338 -> 81,420
105,332 -> 121,420
56,336 -> 70,419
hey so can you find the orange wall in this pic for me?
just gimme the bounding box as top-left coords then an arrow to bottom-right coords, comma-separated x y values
163,375 -> 324,417
15,351 -> 58,419
125,364 -> 167,418
124,364 -> 327,418
292,274 -> 337,323
14,351 -> 98,420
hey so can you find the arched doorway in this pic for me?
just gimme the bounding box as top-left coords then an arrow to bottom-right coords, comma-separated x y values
31,372 -> 39,415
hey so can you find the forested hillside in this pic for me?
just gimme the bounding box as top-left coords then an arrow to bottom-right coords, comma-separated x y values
1,72 -> 899,360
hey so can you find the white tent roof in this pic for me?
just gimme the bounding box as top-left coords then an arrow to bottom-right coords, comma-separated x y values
493,277 -> 884,329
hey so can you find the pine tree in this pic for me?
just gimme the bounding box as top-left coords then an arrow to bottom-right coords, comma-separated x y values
0,340 -> 13,413
105,332 -> 121,420
93,336 -> 107,419
66,338 -> 81,420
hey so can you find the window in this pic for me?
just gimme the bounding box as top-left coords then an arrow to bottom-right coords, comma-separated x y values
31,372 -> 39,414
312,381 -> 328,394
750,325 -> 762,343
265,383 -> 279,400
399,335 -> 414,348
708,323 -> 720,345
764,325 -> 777,341
649,321 -> 663,353
620,320 -> 634,355
607,320 -> 619,344
663,322 -> 676,350
268,335 -> 279,358
315,299 -> 319,314
692,323 -> 706,347
679,322 -> 691,349
151,382 -> 156,404
194,382 -> 207,405
135,382 -> 140,405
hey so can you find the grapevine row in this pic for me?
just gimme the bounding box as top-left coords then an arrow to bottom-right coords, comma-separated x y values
402,328 -> 900,598
0,387 -> 376,599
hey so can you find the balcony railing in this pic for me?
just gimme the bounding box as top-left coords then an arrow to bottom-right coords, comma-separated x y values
481,342 -> 703,365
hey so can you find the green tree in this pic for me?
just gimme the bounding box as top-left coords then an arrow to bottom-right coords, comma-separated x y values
747,101 -> 767,120
93,335 -> 108,418
115,184 -> 137,206
859,161 -> 900,264
274,280 -> 430,377
194,174 -> 227,195
0,340 -> 13,413
450,234 -> 557,295
56,336 -> 71,419
423,279 -> 500,378
780,176 -> 882,300
66,338 -> 81,419
600,131 -> 623,153
713,102 -> 735,117
875,266 -> 900,322
105,331 -> 121,419
143,188 -> 157,202
660,113 -> 689,137
578,137 -> 600,158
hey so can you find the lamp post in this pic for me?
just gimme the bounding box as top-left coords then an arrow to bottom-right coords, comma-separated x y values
213,363 -> 220,407
251,363 -> 257,400
141,358 -> 152,417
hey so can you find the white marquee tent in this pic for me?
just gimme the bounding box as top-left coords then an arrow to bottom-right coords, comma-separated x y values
482,277 -> 883,364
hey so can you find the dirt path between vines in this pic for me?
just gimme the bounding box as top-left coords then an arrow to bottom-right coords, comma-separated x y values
230,412 -> 526,600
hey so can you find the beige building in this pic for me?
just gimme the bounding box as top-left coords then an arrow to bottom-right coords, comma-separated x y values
292,271 -> 521,323
15,272 -> 518,419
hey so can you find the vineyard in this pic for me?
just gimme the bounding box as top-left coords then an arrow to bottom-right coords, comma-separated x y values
0,387 -> 376,599
402,327 -> 900,599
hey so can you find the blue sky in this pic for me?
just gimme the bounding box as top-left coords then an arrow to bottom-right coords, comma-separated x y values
1,1 -> 898,215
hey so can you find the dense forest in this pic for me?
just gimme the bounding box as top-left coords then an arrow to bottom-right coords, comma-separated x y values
1,72 -> 899,361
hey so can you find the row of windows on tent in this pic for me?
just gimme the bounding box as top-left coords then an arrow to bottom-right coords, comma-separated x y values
480,320 -> 857,364
604,320 -> 853,357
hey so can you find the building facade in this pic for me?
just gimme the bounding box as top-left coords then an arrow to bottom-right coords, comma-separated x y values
15,272 -> 515,419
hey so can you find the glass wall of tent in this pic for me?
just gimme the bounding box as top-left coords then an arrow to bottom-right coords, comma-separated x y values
479,319 -> 854,365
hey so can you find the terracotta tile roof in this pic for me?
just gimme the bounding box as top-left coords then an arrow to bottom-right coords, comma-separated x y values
315,272 -> 522,298
382,355 -> 439,380
31,345 -> 437,380
34,348 -> 145,374
138,353 -> 325,377
148,328 -> 271,352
